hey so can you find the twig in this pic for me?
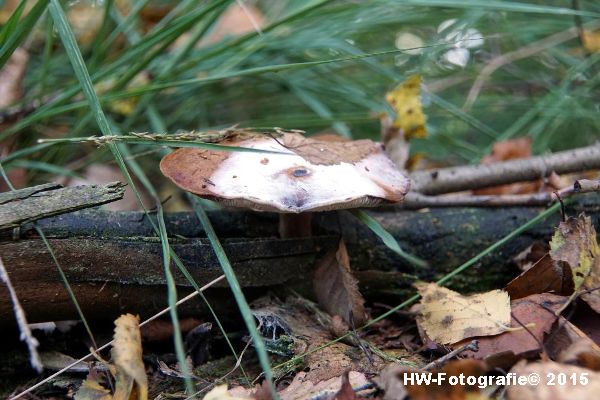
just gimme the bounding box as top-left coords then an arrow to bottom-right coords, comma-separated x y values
9,274 -> 226,400
422,340 -> 479,371
409,143 -> 600,196
0,256 -> 43,373
403,178 -> 600,208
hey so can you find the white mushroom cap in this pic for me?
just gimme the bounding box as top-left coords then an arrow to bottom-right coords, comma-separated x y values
160,132 -> 410,213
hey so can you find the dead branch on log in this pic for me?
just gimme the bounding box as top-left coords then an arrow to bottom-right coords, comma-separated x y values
409,143 -> 600,195
403,179 -> 600,208
0,182 -> 125,230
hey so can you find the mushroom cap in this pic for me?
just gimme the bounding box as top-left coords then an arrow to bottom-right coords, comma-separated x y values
160,132 -> 410,213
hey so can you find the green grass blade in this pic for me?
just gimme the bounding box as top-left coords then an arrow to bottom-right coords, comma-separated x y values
157,207 -> 195,394
0,0 -> 27,43
351,209 -> 428,268
0,0 -> 48,69
190,198 -> 279,399
48,1 -> 194,394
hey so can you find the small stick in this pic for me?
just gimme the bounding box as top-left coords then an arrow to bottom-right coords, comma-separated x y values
0,257 -> 43,373
422,340 -> 479,371
402,179 -> 600,208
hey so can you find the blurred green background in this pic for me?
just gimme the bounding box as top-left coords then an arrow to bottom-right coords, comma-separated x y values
2,0 -> 600,189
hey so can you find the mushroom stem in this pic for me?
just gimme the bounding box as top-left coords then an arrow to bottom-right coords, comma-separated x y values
278,213 -> 313,238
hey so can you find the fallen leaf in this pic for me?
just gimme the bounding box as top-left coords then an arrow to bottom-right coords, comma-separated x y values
550,214 -> 600,312
582,30 -> 600,53
385,75 -> 427,141
277,371 -> 369,400
204,385 -> 251,400
512,241 -> 550,272
415,283 -> 511,345
455,293 -> 566,369
374,360 -> 490,400
313,240 -> 368,326
505,254 -> 574,300
74,369 -> 112,400
547,318 -> 600,371
112,314 -> 147,400
507,360 -> 600,399
474,138 -> 541,195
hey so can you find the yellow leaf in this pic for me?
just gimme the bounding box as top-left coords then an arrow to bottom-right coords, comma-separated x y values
550,214 -> 600,313
416,283 -> 511,345
583,30 -> 600,53
74,373 -> 112,400
112,314 -> 147,400
385,75 -> 427,141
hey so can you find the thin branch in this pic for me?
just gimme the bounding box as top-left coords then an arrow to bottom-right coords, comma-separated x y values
409,143 -> 600,196
422,340 -> 479,371
0,256 -> 43,373
403,179 -> 600,208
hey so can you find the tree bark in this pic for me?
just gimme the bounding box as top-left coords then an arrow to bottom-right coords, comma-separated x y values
1,194 -> 599,324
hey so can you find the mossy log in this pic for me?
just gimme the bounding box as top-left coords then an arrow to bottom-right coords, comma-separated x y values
0,193 -> 599,324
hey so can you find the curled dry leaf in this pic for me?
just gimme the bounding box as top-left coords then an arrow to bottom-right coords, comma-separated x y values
454,293 -> 566,369
549,214 -> 600,313
505,254 -> 574,300
313,240 -> 368,326
415,283 -> 511,345
548,318 -> 600,371
507,360 -> 600,400
112,314 -> 148,400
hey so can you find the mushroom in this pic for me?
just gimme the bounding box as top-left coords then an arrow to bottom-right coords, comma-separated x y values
159,131 -> 410,238
160,131 -> 410,324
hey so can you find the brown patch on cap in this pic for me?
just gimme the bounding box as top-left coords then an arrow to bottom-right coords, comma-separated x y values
159,148 -> 230,197
282,134 -> 375,165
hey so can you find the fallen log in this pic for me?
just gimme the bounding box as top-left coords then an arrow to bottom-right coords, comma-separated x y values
0,193 -> 599,324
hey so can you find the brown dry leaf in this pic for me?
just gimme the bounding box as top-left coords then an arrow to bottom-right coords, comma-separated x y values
550,214 -> 600,312
313,240 -> 368,326
112,314 -> 147,400
512,241 -> 550,272
455,293 -> 566,369
505,254 -> 574,300
277,371 -> 369,400
548,318 -> 600,371
374,360 -> 490,400
474,137 -> 541,195
507,360 -> 600,400
415,283 -> 511,345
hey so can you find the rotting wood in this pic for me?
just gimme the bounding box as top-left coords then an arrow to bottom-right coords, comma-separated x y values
0,194 -> 598,324
0,182 -> 126,230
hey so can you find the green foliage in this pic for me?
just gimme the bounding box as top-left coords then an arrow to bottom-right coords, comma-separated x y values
2,0 -> 600,180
